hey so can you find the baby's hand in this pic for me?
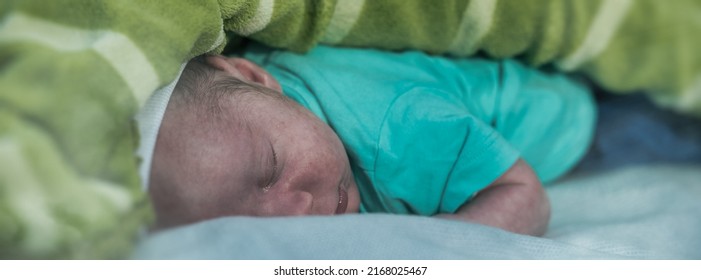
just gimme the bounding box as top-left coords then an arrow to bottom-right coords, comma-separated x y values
435,159 -> 550,236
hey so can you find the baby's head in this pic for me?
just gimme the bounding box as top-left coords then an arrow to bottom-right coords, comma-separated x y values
148,55 -> 360,229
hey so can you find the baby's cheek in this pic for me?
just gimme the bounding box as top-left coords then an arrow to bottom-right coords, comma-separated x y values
347,189 -> 362,213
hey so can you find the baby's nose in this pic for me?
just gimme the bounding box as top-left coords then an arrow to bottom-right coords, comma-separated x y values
266,190 -> 314,216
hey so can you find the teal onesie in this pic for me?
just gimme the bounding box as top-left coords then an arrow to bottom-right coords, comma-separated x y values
245,46 -> 595,216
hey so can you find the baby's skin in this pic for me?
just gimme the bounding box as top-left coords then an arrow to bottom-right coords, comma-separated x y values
148,55 -> 550,236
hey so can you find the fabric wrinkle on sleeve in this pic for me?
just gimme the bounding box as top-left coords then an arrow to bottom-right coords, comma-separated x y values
439,117 -> 520,213
495,61 -> 596,183
372,87 -> 520,215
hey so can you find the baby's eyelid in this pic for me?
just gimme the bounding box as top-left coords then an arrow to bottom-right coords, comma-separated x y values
263,142 -> 281,190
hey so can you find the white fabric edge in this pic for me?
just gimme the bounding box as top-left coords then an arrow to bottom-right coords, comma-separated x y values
135,24 -> 226,190
135,63 -> 186,190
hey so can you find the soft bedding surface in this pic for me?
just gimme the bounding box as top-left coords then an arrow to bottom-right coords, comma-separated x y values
133,164 -> 701,259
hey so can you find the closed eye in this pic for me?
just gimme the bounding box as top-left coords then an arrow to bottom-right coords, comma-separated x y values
263,141 -> 279,190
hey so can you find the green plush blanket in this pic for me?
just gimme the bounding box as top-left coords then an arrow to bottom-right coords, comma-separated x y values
1,0 -> 700,259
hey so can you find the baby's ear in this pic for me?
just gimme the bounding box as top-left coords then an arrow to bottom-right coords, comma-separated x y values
205,55 -> 281,91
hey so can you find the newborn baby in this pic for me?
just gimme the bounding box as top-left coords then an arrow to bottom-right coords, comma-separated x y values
148,46 -> 594,236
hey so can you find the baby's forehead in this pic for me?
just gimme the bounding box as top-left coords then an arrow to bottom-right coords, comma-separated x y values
180,90 -> 282,137
170,66 -> 304,138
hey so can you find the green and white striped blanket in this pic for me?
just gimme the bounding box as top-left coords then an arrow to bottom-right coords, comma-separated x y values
1,0 -> 700,259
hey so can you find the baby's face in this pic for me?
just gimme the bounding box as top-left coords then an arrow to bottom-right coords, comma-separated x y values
150,56 -> 360,228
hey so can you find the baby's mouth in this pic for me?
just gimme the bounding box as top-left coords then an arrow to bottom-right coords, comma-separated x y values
335,187 -> 348,214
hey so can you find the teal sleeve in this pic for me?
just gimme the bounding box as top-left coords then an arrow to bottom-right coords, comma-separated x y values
486,61 -> 596,183
369,87 -> 520,215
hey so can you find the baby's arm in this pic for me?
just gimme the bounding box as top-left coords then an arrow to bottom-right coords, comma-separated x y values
435,159 -> 550,236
